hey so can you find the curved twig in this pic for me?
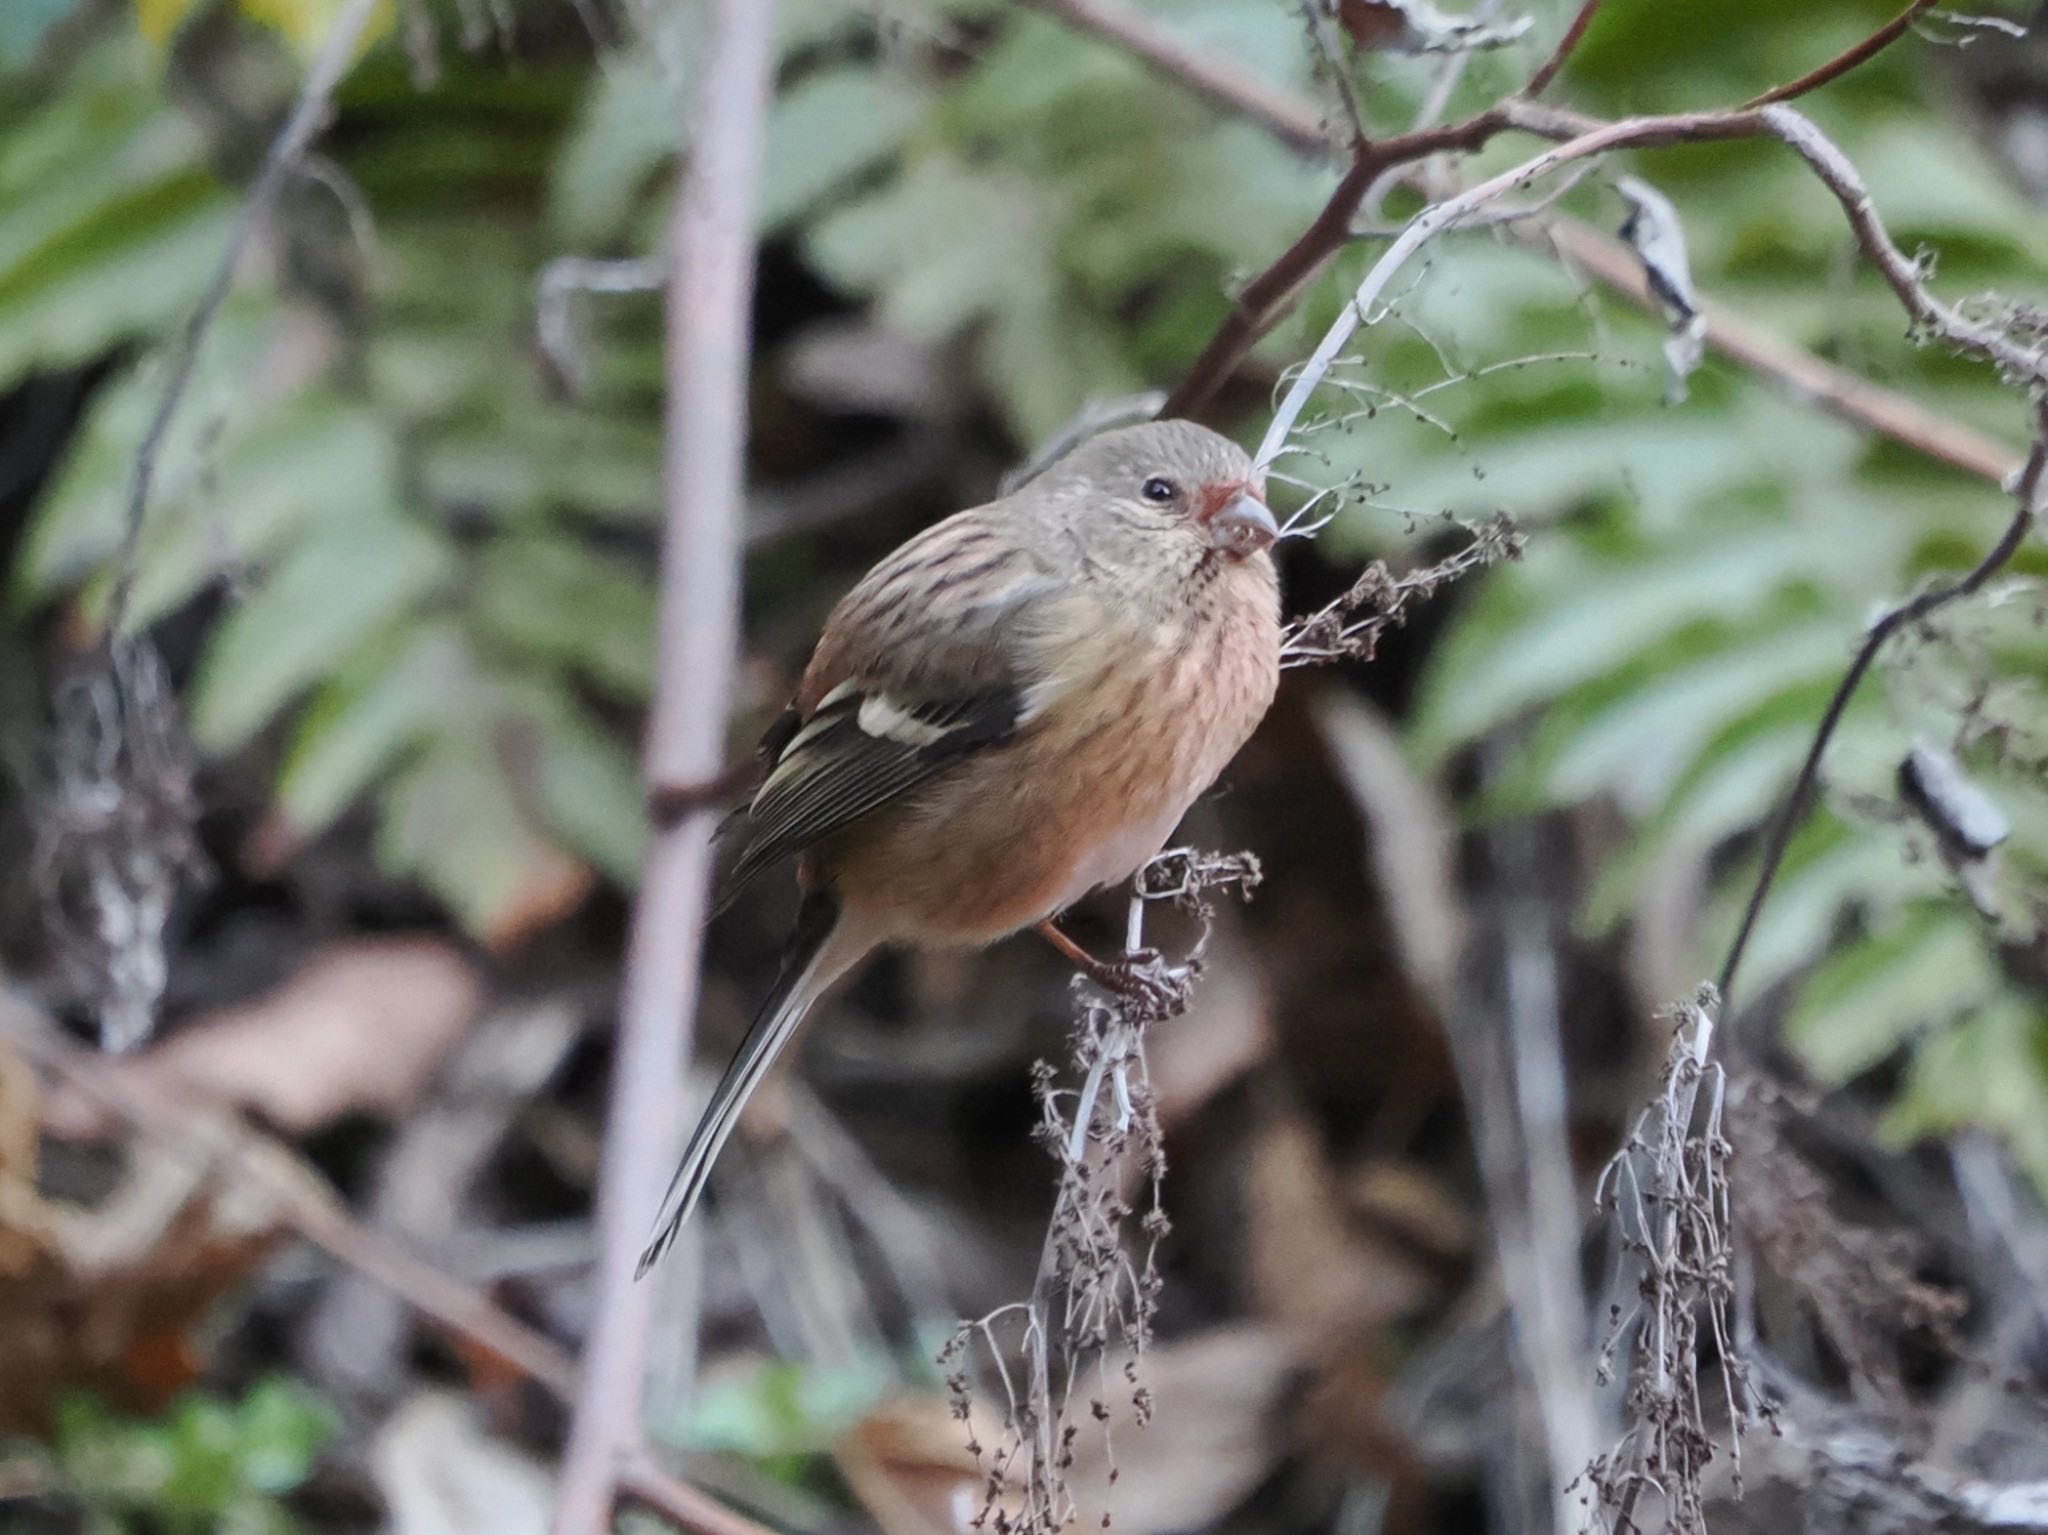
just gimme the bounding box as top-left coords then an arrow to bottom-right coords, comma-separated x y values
1716,419 -> 2048,1010
1739,0 -> 1936,109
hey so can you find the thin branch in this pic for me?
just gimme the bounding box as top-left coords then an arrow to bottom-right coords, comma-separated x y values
103,0 -> 385,640
647,761 -> 753,828
1250,97 -> 2047,462
1538,218 -> 2022,484
1025,0 -> 2026,488
1010,0 -> 1331,155
549,0 -> 778,1529
1761,103 -> 2047,385
1254,104 -> 1771,465
1715,414 -> 2048,1011
536,254 -> 667,396
618,1449 -> 783,1535
42,0 -> 386,1057
1739,0 -> 1936,109
1523,0 -> 1603,98
1164,107 -> 1530,419
0,1001 -> 581,1399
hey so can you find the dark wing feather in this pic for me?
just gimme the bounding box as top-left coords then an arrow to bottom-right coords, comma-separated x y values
727,683 -> 1021,890
722,506 -> 1056,893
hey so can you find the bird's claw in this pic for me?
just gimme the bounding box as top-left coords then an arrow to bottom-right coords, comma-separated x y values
1075,947 -> 1188,1015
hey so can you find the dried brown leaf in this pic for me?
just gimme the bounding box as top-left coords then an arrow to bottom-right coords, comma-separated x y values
43,937 -> 481,1138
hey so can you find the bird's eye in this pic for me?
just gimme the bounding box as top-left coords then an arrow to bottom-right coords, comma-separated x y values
1141,476 -> 1178,504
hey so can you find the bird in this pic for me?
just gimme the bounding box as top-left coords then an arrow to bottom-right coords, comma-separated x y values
636,418 -> 1282,1276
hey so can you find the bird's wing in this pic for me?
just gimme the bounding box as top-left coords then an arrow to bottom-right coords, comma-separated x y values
726,508 -> 1062,890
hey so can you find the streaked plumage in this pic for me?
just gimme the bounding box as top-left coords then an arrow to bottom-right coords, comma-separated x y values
639,419 -> 1282,1274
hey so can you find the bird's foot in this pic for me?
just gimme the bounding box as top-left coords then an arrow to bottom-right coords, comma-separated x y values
1036,921 -> 1193,1016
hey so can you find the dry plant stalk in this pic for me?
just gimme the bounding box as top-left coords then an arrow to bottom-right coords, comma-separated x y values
1281,512 -> 1523,668
942,849 -> 1259,1534
30,0 -> 388,1054
1583,987 -> 1764,1534
32,643 -> 202,1053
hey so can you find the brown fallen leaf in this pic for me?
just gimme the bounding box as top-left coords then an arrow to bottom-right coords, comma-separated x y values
837,1329 -> 1296,1535
835,1395 -> 998,1535
43,937 -> 481,1139
0,1079 -> 312,1430
1249,1114 -> 1450,1340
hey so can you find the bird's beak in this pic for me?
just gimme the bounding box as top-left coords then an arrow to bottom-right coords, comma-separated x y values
1207,487 -> 1279,558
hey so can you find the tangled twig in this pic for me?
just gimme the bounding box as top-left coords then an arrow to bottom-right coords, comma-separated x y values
1281,512 -> 1523,668
1584,987 -> 1768,1535
944,847 -> 1260,1534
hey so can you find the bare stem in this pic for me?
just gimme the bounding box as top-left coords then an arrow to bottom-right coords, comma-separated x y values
1716,415 -> 2048,1012
548,0 -> 779,1529
1025,0 -> 2024,488
1524,0 -> 1604,98
1739,0 -> 1935,109
1010,0 -> 1330,155
103,0 -> 385,640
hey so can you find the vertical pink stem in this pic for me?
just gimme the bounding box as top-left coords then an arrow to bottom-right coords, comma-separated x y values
549,0 -> 779,1528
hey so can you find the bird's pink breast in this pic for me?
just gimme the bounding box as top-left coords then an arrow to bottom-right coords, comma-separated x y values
821,561 -> 1279,948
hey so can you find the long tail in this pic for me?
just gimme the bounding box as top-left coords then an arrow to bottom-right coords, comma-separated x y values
636,893 -> 858,1277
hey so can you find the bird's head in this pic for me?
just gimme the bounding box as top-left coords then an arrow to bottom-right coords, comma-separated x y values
1035,419 -> 1278,564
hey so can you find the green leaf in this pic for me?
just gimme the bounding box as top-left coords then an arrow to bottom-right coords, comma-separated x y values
472,535 -> 654,698
685,1355 -> 894,1458
230,1378 -> 336,1495
547,52 -> 680,246
191,519 -> 452,750
1413,521 -> 1812,763
760,65 -> 929,234
17,306 -> 398,624
1887,999 -> 2048,1195
1544,621 -> 1849,812
375,723 -> 582,937
483,674 -> 647,884
277,623 -> 469,833
1789,907 -> 1998,1082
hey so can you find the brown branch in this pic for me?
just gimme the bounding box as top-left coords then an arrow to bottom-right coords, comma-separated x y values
1739,0 -> 1935,109
1523,0 -> 1603,99
619,1450 -> 783,1535
1715,413 -> 2048,1011
1165,106 -> 1530,418
1163,155 -> 1376,419
1540,218 -> 2023,484
1020,0 -> 2026,490
549,0 -> 779,1528
1010,0 -> 1330,155
647,761 -> 752,827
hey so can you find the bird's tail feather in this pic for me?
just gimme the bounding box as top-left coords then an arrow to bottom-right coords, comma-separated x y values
636,893 -> 852,1277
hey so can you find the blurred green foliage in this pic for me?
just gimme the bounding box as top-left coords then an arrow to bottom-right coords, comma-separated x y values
682,1353 -> 895,1486
48,1379 -> 335,1535
4,0 -> 2048,1174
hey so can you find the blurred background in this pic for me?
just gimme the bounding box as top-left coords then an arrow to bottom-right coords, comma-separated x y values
3,0 -> 2048,1530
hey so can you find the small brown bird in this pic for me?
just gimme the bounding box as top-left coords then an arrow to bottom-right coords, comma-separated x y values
638,419 -> 1281,1274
